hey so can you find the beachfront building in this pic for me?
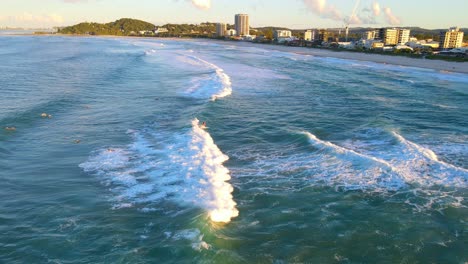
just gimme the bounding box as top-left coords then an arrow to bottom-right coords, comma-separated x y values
235,14 -> 249,36
275,30 -> 294,44
304,30 -> 314,41
379,28 -> 398,45
397,29 -> 410,45
423,40 -> 440,49
377,28 -> 410,46
274,30 -> 292,40
395,44 -> 413,52
216,23 -> 227,37
372,42 -> 385,49
154,27 -> 168,34
440,27 -> 464,49
406,39 -> 440,50
362,30 -> 377,40
356,39 -> 384,50
318,29 -> 330,43
226,29 -> 237,37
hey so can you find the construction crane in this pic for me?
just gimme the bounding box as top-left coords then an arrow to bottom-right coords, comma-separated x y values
342,0 -> 361,42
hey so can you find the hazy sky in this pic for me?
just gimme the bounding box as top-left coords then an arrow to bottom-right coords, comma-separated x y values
0,0 -> 467,29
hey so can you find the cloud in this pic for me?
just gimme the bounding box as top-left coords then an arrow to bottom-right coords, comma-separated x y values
372,1 -> 381,16
301,0 -> 402,26
0,12 -> 64,25
347,14 -> 361,24
190,0 -> 211,10
302,0 -> 342,21
383,7 -> 400,25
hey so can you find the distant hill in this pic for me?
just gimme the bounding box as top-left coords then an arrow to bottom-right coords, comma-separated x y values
59,18 -> 155,35
59,19 -> 219,37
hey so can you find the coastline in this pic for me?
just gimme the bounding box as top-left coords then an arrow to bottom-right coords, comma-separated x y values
5,33 -> 468,74
207,40 -> 468,74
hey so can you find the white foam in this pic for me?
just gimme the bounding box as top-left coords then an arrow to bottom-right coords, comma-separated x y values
80,119 -> 238,223
182,55 -> 232,101
391,132 -> 468,187
172,228 -> 211,251
227,129 -> 466,211
302,131 -> 468,189
144,49 -> 157,55
230,129 -> 466,195
172,119 -> 239,223
303,132 -> 406,191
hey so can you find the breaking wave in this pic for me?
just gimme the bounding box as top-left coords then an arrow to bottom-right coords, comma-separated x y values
303,131 -> 406,191
303,131 -> 467,190
229,129 -> 467,210
182,55 -> 232,101
80,119 -> 238,223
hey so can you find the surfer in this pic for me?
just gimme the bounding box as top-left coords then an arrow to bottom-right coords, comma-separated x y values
200,121 -> 207,129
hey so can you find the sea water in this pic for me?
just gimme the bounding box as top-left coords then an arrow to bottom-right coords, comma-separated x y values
0,36 -> 467,263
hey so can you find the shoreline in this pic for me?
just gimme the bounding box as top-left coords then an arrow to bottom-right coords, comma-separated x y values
4,33 -> 468,74
205,40 -> 468,74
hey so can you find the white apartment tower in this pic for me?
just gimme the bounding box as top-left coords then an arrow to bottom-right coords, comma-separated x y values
304,30 -> 313,41
235,14 -> 249,36
378,28 -> 411,46
397,29 -> 410,45
216,23 -> 227,37
440,27 -> 464,49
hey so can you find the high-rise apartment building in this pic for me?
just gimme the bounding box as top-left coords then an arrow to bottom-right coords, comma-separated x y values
216,23 -> 226,37
318,29 -> 330,43
377,28 -> 411,46
379,28 -> 398,45
235,14 -> 249,36
440,27 -> 464,49
304,30 -> 314,41
397,29 -> 410,45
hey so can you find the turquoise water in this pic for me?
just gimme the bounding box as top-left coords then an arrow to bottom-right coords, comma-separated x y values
0,36 -> 467,263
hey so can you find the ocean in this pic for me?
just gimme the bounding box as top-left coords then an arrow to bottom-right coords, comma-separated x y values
0,36 -> 467,263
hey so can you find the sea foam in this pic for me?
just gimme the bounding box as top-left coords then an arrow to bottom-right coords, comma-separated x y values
303,131 -> 406,191
182,55 -> 232,101
390,132 -> 468,187
80,119 -> 238,223
303,131 -> 467,190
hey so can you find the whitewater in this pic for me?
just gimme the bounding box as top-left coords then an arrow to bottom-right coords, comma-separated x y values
0,36 -> 467,263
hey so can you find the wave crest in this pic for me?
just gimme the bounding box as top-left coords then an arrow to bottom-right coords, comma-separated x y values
183,55 -> 232,101
80,119 -> 238,223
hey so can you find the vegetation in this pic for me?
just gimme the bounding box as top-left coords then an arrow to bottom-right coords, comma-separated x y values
59,18 -> 155,35
59,19 -> 227,37
157,22 -> 220,37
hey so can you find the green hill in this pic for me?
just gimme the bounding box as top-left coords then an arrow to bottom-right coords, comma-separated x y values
59,18 -> 155,36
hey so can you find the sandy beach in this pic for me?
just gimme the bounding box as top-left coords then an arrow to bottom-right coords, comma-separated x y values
216,40 -> 468,74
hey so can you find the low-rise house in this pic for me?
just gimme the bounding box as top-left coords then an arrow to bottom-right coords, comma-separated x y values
395,44 -> 413,51
337,42 -> 354,49
274,30 -> 292,41
154,27 -> 168,34
226,29 -> 237,36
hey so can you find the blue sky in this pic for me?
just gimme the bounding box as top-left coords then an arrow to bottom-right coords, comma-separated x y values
0,0 -> 467,29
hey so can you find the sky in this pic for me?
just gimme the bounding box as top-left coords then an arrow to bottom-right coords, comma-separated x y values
0,0 -> 467,29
